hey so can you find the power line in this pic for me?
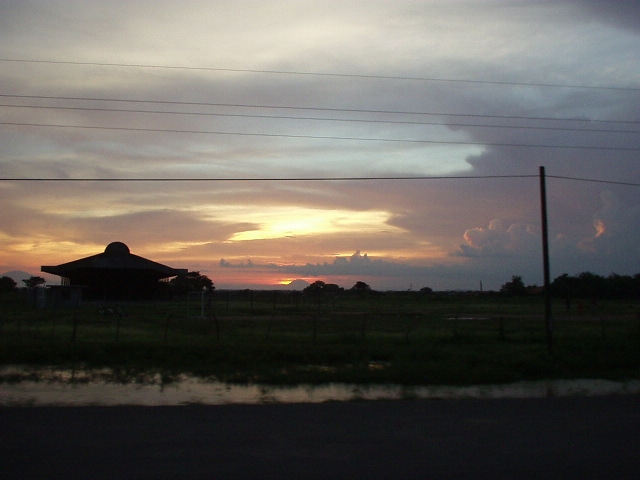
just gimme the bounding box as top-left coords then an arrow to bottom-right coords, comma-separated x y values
2,94 -> 638,126
2,58 -> 639,92
547,175 -> 640,187
2,103 -> 638,134
2,175 -> 638,188
3,121 -> 638,151
0,175 -> 538,182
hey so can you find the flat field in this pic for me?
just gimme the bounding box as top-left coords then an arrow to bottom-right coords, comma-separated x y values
1,291 -> 639,386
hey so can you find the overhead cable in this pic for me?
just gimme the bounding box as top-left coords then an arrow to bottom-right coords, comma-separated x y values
1,58 -> 638,92
2,175 -> 639,188
1,94 -> 638,125
3,121 -> 638,151
2,103 -> 638,134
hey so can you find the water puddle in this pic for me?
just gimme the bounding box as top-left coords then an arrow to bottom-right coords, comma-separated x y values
1,366 -> 639,406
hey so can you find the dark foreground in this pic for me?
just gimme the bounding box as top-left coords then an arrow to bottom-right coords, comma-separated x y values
2,395 -> 639,479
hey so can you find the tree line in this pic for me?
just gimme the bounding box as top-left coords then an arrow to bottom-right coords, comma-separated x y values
501,272 -> 640,300
0,275 -> 45,293
2,271 -> 638,301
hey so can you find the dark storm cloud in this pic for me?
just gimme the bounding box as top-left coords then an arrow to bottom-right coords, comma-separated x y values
578,0 -> 640,32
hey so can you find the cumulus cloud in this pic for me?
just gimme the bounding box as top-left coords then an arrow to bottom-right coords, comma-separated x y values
220,251 -> 385,276
578,191 -> 640,256
217,251 -> 443,288
220,258 -> 255,269
456,219 -> 540,258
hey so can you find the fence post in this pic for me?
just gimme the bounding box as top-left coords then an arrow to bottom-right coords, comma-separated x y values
71,314 -> 78,342
312,314 -> 317,345
163,313 -> 172,344
211,312 -> 220,341
265,313 -> 273,340
115,312 -> 122,342
404,317 -> 412,344
50,313 -> 56,339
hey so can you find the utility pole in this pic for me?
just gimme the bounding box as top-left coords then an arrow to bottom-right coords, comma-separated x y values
539,166 -> 553,355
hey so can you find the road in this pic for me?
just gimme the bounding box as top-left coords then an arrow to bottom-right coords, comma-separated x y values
1,395 -> 639,479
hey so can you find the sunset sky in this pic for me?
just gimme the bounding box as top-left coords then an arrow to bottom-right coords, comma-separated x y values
1,1 -> 639,291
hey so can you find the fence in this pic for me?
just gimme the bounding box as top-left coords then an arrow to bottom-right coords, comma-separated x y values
1,294 -> 638,347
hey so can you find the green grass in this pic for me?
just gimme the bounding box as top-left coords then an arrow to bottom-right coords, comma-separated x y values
1,291 -> 639,386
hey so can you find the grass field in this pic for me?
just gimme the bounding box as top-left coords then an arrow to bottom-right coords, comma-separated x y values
1,290 -> 639,386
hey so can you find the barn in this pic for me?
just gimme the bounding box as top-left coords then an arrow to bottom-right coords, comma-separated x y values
41,242 -> 188,300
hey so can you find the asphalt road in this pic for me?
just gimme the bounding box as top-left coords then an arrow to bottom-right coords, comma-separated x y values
1,395 -> 639,479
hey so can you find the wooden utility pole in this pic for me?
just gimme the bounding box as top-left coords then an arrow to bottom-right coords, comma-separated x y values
539,166 -> 553,355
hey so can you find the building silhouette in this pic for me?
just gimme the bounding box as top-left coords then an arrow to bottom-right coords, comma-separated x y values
42,241 -> 187,300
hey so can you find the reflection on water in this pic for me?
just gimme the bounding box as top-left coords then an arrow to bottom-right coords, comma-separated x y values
1,366 -> 639,406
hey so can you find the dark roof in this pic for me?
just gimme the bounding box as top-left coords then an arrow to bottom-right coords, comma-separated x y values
41,242 -> 187,279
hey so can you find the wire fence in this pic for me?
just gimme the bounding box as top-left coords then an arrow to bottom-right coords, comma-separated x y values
1,293 -> 638,348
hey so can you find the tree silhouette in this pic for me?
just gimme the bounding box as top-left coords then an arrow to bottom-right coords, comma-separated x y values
500,275 -> 527,296
303,280 -> 326,295
551,271 -> 640,300
351,281 -> 371,291
303,281 -> 344,299
22,276 -> 45,289
0,276 -> 17,293
169,271 -> 214,295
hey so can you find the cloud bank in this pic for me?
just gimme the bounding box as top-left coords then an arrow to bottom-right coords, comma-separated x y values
0,1 -> 638,290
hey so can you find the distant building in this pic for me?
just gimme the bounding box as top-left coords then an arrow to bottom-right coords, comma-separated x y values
41,242 -> 188,300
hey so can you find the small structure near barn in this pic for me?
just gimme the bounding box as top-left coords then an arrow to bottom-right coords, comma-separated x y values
35,285 -> 84,308
41,241 -> 187,300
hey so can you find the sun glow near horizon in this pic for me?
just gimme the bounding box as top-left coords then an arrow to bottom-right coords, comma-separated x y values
227,208 -> 400,242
